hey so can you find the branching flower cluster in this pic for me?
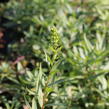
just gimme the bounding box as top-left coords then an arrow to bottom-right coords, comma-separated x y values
50,27 -> 61,51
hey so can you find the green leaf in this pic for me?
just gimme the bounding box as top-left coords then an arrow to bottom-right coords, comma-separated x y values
32,98 -> 37,109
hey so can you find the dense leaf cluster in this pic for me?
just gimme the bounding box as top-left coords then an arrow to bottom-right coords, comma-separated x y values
0,0 -> 109,109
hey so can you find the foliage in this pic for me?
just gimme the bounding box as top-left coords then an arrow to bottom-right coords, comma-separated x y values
0,0 -> 109,109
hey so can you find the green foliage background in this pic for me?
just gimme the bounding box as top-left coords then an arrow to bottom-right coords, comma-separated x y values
0,0 -> 109,109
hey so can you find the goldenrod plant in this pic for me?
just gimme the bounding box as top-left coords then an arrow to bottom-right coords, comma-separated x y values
0,0 -> 109,109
